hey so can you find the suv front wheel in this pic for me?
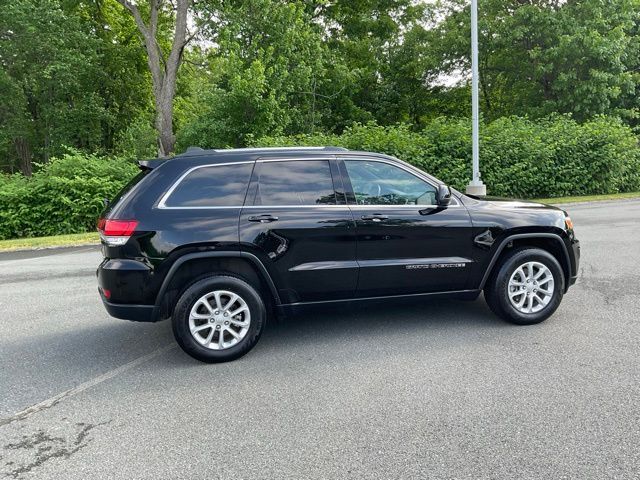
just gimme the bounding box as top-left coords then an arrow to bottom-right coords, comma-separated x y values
172,275 -> 266,363
484,247 -> 565,325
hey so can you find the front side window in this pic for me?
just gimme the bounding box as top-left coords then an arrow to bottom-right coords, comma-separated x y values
163,163 -> 253,207
254,160 -> 336,206
344,160 -> 437,206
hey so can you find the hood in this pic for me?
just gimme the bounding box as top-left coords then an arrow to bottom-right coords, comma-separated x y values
467,195 -> 562,212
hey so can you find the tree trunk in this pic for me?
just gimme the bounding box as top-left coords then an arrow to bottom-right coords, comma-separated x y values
14,138 -> 32,176
155,86 -> 176,157
117,0 -> 191,157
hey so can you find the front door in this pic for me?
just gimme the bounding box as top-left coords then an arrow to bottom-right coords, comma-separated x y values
239,157 -> 357,304
340,158 -> 473,298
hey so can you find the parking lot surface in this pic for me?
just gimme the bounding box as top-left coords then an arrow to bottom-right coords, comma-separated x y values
1,199 -> 639,479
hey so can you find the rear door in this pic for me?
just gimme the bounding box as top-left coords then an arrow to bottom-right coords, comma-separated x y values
239,157 -> 357,304
339,157 -> 473,297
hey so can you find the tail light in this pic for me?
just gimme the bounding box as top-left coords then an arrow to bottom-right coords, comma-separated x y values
97,218 -> 139,246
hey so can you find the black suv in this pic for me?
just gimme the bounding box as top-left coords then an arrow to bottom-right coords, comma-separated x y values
97,147 -> 580,362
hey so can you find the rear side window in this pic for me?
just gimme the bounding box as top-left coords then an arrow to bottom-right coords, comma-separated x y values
163,163 -> 253,207
254,160 -> 336,206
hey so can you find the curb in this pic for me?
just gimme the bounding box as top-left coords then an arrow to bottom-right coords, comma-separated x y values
0,243 -> 100,260
549,196 -> 640,208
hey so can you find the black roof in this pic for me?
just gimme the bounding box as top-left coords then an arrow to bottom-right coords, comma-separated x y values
139,145 -> 430,180
172,145 -> 405,166
140,146 -> 355,170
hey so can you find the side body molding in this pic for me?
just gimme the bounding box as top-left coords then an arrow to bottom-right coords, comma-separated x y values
477,233 -> 571,291
152,251 -> 281,316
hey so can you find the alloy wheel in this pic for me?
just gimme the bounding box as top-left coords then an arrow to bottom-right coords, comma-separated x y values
507,261 -> 555,314
188,290 -> 251,350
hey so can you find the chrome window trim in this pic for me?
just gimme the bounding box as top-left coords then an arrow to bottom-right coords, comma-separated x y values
156,155 -> 460,209
156,204 -> 455,210
244,204 -> 447,209
157,161 -> 255,209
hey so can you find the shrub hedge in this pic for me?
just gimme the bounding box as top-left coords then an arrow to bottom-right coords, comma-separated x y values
254,115 -> 640,199
1,115 -> 638,240
0,150 -> 138,240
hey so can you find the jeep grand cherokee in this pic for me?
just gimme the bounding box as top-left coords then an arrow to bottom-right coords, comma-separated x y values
97,147 -> 580,363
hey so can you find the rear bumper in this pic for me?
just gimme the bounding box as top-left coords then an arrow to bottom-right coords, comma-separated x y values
100,295 -> 157,322
97,257 -> 159,322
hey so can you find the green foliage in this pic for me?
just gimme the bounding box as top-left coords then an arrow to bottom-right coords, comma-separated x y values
0,0 -> 151,172
255,115 -> 640,198
0,150 -> 138,239
113,113 -> 158,160
177,0 -> 330,149
430,0 -> 640,122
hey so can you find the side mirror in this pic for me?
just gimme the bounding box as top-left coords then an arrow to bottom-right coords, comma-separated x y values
436,184 -> 452,206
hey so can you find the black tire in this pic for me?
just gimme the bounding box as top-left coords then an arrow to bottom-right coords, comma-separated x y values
172,275 -> 266,363
484,247 -> 565,325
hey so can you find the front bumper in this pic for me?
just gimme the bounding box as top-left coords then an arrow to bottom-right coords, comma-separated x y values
567,238 -> 580,290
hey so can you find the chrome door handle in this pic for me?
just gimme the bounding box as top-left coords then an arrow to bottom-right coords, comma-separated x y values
361,214 -> 389,222
248,214 -> 279,223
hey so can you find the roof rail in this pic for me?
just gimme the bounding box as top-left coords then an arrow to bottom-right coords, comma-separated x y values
209,146 -> 348,153
323,146 -> 349,152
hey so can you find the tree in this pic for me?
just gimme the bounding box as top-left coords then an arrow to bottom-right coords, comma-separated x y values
303,0 -> 429,127
115,0 -> 193,156
0,0 -> 109,174
177,0 -> 330,148
429,0 -> 640,121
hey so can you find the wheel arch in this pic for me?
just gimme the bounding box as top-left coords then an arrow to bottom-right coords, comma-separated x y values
152,252 -> 280,320
478,233 -> 571,292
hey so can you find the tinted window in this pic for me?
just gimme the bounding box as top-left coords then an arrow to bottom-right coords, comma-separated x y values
255,160 -> 336,206
164,163 -> 253,207
344,160 -> 437,206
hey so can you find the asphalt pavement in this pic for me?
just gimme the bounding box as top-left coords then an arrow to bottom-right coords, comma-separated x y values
1,199 -> 639,479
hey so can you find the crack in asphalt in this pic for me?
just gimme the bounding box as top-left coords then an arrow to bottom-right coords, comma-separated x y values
0,344 -> 175,428
578,264 -> 640,305
3,422 -> 110,479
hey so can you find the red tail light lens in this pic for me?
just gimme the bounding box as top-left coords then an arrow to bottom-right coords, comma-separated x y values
97,219 -> 138,236
97,218 -> 138,246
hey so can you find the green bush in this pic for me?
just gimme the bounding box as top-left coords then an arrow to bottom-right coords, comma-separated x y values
255,115 -> 640,198
0,150 -> 138,240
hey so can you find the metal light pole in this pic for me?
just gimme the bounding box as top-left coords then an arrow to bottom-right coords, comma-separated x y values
466,0 -> 487,196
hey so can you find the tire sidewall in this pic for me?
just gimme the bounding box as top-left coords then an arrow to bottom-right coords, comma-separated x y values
172,275 -> 265,363
495,249 -> 565,325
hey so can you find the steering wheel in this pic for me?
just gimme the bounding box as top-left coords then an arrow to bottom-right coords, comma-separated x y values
365,182 -> 382,199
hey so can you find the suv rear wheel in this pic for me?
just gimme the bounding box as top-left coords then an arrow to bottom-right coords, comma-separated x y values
172,275 -> 266,363
484,247 -> 565,325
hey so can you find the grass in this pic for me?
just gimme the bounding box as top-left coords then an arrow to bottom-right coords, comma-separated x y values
534,191 -> 640,205
0,232 -> 99,252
